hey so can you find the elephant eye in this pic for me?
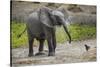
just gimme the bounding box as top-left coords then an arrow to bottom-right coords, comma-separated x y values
55,16 -> 62,21
55,15 -> 59,19
55,15 -> 62,25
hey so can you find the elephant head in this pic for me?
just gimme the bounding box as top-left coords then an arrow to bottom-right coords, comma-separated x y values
39,7 -> 71,43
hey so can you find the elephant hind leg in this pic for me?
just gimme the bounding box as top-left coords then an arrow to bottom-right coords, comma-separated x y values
39,39 -> 45,52
35,39 -> 45,56
28,38 -> 34,57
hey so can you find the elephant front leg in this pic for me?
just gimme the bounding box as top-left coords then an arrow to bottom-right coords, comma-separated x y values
52,29 -> 56,51
47,37 -> 55,56
28,38 -> 34,57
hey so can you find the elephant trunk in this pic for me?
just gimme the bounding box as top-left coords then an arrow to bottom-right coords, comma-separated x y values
63,25 -> 71,43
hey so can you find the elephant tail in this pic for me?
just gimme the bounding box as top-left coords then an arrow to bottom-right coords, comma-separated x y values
17,27 -> 27,38
38,8 -> 41,21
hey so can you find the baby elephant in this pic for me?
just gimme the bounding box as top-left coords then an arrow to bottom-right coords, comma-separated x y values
18,7 -> 71,56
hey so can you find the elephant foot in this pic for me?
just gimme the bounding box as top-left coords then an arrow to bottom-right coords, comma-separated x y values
35,52 -> 45,56
28,53 -> 34,57
48,52 -> 55,56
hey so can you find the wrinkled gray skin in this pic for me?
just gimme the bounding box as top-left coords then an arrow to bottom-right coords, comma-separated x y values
23,7 -> 71,56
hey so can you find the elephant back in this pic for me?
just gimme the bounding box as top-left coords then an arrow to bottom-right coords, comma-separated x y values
26,11 -> 44,37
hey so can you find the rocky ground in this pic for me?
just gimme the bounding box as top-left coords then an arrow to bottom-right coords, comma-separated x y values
11,39 -> 96,67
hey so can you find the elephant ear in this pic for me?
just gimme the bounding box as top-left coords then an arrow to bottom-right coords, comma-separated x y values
39,7 -> 55,28
57,8 -> 69,19
57,8 -> 71,24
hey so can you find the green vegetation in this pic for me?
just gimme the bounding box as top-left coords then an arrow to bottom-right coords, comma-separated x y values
11,22 -> 28,48
56,24 -> 96,43
11,22 -> 96,48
